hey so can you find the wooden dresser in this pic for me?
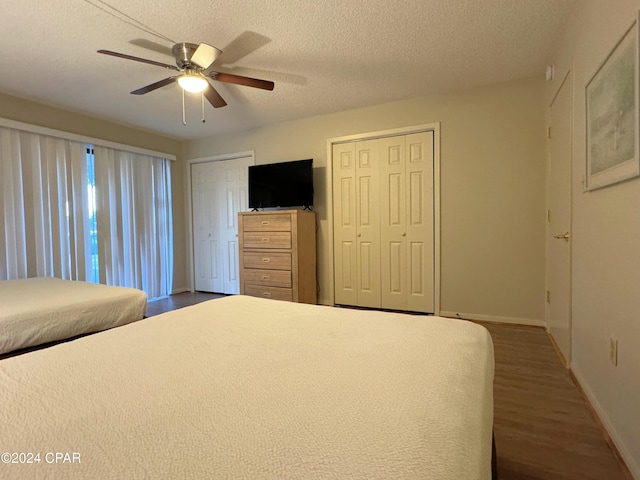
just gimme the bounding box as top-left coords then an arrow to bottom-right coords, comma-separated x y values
238,209 -> 316,304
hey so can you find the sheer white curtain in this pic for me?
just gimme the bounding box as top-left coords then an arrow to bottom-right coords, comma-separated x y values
0,127 -> 90,281
94,147 -> 173,300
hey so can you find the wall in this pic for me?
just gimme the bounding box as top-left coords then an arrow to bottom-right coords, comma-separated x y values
183,75 -> 547,324
548,1 -> 640,476
0,93 -> 188,293
0,92 -> 179,154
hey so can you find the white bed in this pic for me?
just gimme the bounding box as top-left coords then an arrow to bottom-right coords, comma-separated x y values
0,295 -> 494,479
0,277 -> 147,355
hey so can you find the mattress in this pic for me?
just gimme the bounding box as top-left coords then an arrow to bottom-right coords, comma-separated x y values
0,277 -> 147,355
0,295 -> 494,479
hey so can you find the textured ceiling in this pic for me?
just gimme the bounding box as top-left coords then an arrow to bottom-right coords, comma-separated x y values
0,0 -> 574,140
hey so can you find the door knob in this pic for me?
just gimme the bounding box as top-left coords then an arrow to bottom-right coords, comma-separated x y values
553,232 -> 570,241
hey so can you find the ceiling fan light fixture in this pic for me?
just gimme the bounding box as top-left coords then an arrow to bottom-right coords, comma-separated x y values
178,74 -> 208,93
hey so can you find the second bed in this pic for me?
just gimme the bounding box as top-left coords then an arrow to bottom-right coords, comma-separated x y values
0,277 -> 147,355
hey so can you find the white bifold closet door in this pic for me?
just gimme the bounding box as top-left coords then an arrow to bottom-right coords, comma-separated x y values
333,131 -> 434,313
191,157 -> 252,294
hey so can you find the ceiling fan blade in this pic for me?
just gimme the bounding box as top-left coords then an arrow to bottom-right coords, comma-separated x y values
131,77 -> 177,95
203,83 -> 227,108
191,43 -> 221,69
129,38 -> 174,57
210,72 -> 275,91
214,31 -> 271,66
97,49 -> 180,71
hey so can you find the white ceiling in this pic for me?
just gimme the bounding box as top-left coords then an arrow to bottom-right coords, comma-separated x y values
0,0 -> 574,141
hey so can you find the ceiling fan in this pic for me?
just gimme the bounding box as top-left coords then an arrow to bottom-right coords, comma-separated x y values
98,42 -> 275,109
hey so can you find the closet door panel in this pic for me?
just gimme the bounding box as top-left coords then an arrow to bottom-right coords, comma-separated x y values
379,136 -> 407,311
217,157 -> 253,294
355,140 -> 380,308
192,162 -> 224,293
332,143 -> 358,306
406,131 -> 434,313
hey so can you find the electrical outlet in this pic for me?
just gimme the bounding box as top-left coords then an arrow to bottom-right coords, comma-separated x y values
609,337 -> 618,366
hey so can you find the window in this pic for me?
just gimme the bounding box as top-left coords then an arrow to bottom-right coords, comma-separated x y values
93,146 -> 173,300
0,125 -> 173,300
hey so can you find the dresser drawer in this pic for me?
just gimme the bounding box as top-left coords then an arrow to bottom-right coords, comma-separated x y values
243,269 -> 292,287
243,252 -> 292,270
243,231 -> 292,249
244,285 -> 293,302
243,213 -> 291,232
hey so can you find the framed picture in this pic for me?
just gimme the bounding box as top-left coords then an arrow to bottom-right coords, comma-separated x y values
585,14 -> 640,191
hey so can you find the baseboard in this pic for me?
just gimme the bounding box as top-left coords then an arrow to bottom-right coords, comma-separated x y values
439,310 -> 545,327
171,286 -> 190,295
571,364 -> 639,479
547,329 -> 569,368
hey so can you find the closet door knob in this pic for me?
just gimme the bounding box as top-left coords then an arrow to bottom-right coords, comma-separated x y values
553,232 -> 570,241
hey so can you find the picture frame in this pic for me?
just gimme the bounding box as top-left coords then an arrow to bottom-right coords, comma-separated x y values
585,14 -> 640,191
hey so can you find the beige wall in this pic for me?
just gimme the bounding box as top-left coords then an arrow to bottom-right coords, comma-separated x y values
0,92 -> 179,154
549,1 -> 640,476
0,93 -> 188,292
182,75 -> 547,324
0,78 -> 548,325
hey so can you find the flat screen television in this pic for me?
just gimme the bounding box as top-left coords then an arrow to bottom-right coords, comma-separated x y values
248,159 -> 313,209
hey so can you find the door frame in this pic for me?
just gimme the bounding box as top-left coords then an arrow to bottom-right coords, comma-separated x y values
325,123 -> 441,314
185,151 -> 255,292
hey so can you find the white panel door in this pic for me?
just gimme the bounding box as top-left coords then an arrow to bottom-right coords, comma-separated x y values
192,162 -> 220,293
546,72 -> 572,366
215,157 -> 253,294
405,131 -> 434,313
379,135 -> 407,311
332,143 -> 358,306
379,132 -> 434,313
355,140 -> 381,308
191,157 -> 252,294
332,131 -> 434,313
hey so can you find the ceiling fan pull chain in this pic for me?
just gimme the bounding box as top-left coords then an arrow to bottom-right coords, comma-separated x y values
182,89 -> 187,126
201,92 -> 206,123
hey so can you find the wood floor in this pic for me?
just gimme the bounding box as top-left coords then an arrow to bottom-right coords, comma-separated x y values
145,291 -> 225,317
149,293 -> 631,480
479,321 -> 631,480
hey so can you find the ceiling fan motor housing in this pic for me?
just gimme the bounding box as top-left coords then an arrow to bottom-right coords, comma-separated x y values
172,42 -> 200,69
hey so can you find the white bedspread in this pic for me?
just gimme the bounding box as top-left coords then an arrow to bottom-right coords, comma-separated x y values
0,295 -> 494,479
0,277 -> 147,355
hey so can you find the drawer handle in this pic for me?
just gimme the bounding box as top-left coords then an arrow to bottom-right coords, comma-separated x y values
262,292 -> 271,297
261,275 -> 270,280
262,257 -> 271,263
261,237 -> 270,243
261,220 -> 270,225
